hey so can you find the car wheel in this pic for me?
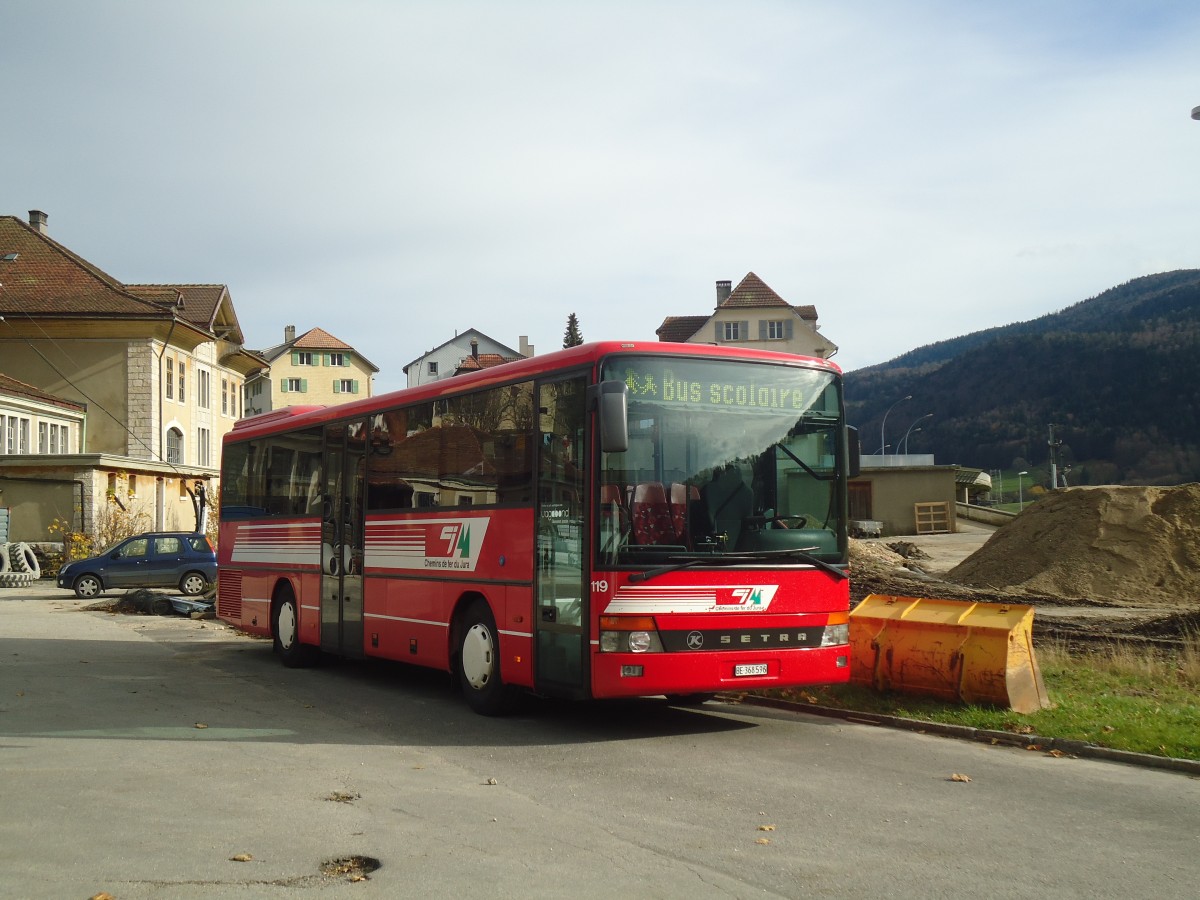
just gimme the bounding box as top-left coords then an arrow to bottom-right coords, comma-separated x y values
74,574 -> 103,599
272,591 -> 319,668
457,599 -> 520,716
179,571 -> 208,596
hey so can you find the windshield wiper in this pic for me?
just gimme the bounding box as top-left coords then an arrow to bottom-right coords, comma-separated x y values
629,547 -> 847,584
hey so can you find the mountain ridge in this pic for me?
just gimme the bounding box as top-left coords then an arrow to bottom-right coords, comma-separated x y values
844,269 -> 1200,486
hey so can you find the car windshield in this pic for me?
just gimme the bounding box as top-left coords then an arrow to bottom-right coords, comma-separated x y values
598,355 -> 845,566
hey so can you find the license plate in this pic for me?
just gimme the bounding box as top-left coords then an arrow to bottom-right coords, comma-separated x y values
734,663 -> 769,677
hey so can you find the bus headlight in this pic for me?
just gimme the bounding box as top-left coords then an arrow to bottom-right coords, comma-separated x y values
821,623 -> 850,647
600,617 -> 665,653
627,631 -> 653,653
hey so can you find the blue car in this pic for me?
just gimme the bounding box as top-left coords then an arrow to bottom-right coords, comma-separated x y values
57,532 -> 217,599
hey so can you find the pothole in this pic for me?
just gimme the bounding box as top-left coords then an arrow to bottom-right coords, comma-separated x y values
320,856 -> 381,882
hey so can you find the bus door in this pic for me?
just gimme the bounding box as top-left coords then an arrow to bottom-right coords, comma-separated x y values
321,419 -> 367,656
534,376 -> 588,696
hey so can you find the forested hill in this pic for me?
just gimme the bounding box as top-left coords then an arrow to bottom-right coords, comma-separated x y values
843,270 -> 1200,486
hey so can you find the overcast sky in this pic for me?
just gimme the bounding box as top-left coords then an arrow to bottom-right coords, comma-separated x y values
8,1 -> 1199,394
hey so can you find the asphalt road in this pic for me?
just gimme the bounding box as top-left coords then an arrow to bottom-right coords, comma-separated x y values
2,585 -> 1199,899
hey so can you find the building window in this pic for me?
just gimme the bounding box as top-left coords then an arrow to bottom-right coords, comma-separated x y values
61,424 -> 70,453
767,320 -> 786,340
334,379 -> 359,394
49,424 -> 59,454
166,427 -> 183,464
128,474 -> 138,498
723,321 -> 741,341
329,352 -> 347,367
198,427 -> 211,466
39,422 -> 48,453
166,357 -> 174,399
282,378 -> 306,393
18,418 -> 29,453
428,361 -> 438,375
198,370 -> 211,409
296,351 -> 315,366
179,361 -> 186,402
222,378 -> 228,414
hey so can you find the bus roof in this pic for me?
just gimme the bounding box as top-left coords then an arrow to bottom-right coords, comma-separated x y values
227,340 -> 842,442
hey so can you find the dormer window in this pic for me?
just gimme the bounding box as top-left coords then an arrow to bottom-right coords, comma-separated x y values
723,322 -> 741,341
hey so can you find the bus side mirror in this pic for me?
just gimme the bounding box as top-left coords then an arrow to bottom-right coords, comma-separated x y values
847,426 -> 861,478
587,381 -> 628,453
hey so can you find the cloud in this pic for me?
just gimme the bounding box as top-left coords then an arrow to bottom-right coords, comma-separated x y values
7,1 -> 1200,392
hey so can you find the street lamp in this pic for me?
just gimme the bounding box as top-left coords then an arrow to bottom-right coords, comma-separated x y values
900,413 -> 933,454
1018,470 -> 1028,511
879,395 -> 912,454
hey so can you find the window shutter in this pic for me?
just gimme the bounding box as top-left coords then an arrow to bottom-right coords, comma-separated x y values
333,380 -> 341,394
280,379 -> 289,393
300,379 -> 308,392
785,319 -> 794,340
758,320 -> 767,340
740,321 -> 749,340
290,351 -> 299,365
323,353 -> 331,367
714,322 -> 722,342
352,379 -> 360,394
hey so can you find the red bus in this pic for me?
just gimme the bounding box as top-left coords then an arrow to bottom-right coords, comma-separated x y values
216,341 -> 860,714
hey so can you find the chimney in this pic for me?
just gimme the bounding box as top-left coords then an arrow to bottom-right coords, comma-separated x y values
284,325 -> 296,343
471,339 -> 479,359
519,335 -> 535,357
715,280 -> 732,306
29,210 -> 48,234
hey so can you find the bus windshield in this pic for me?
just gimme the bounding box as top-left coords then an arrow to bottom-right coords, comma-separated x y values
598,355 -> 843,564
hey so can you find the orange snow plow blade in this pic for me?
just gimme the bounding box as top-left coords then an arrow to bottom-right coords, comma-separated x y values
849,594 -> 1051,714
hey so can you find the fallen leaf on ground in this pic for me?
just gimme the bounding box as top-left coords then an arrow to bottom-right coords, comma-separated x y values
950,773 -> 972,783
194,723 -> 208,729
758,825 -> 776,831
230,853 -> 254,862
755,838 -> 771,845
1046,749 -> 1066,758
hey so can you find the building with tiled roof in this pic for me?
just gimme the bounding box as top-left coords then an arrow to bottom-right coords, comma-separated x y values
403,329 -> 533,388
0,209 -> 266,539
655,272 -> 837,359
244,325 -> 379,416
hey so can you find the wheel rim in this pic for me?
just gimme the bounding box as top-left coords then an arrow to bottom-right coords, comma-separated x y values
77,577 -> 99,598
277,602 -> 297,650
461,622 -> 495,690
182,574 -> 205,595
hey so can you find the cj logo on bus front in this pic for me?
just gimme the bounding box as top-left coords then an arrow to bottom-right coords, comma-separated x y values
366,518 -> 491,572
722,587 -> 771,608
622,367 -> 812,411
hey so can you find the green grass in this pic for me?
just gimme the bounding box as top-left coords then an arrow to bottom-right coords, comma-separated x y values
765,639 -> 1200,761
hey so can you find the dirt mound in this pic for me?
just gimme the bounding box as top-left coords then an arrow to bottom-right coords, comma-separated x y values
947,484 -> 1200,606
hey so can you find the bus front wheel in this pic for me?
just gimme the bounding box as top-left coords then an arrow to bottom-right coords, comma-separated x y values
273,591 -> 319,668
457,600 -> 519,716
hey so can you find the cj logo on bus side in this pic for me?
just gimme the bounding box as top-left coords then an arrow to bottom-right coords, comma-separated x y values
364,518 -> 490,572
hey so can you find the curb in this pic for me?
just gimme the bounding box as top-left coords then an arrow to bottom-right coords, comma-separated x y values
736,695 -> 1200,777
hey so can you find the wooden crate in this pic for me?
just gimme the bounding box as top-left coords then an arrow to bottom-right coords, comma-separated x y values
914,501 -> 950,535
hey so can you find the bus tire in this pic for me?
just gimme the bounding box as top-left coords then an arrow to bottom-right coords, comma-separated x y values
456,599 -> 519,716
273,589 -> 319,668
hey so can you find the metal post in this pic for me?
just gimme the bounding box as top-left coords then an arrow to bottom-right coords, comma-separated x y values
879,395 -> 912,454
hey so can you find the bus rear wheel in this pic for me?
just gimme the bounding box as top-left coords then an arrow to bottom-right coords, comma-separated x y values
457,600 -> 519,716
273,591 -> 319,668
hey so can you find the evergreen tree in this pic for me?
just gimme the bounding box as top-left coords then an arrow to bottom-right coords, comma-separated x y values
563,312 -> 584,348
